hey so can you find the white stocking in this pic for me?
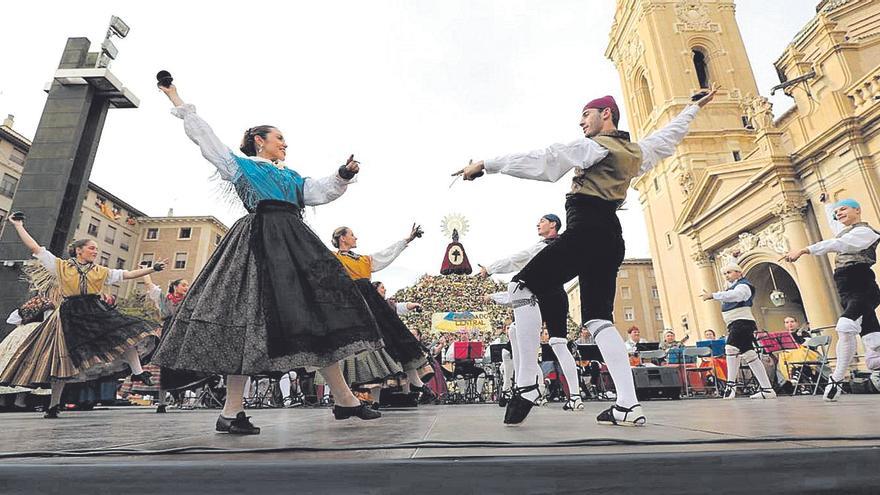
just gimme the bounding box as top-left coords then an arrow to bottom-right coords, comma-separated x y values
509,282 -> 542,402
122,347 -> 143,375
587,319 -> 637,408
501,349 -> 514,392
725,345 -> 741,389
549,337 -> 580,398
222,374 -> 246,418
741,350 -> 772,389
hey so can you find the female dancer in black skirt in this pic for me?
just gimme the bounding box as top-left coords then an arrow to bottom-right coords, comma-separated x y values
153,82 -> 383,435
2,218 -> 162,418
331,226 -> 434,404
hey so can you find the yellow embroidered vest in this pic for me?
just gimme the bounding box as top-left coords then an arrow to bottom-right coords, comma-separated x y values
334,252 -> 373,280
56,259 -> 110,297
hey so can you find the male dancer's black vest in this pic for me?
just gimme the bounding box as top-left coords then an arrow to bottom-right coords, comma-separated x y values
835,222 -> 880,269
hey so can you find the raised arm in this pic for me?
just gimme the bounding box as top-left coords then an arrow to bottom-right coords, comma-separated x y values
159,84 -> 240,181
371,240 -> 408,272
823,203 -> 845,236
483,241 -> 546,276
637,105 -> 700,175
371,224 -> 420,272
303,155 -> 361,206
638,87 -> 717,175
807,227 -> 880,256
457,139 -> 610,183
8,217 -> 41,255
121,259 -> 167,281
712,284 -> 752,304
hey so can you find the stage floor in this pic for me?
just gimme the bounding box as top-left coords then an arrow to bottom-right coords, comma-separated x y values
2,395 -> 880,493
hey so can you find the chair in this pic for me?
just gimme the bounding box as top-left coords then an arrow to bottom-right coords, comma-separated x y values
683,347 -> 717,397
786,335 -> 832,396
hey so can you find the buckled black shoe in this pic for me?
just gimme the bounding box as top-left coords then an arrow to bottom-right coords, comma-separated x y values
333,403 -> 382,420
43,405 -> 60,419
131,371 -> 154,387
596,403 -> 646,427
216,412 -> 261,435
156,404 -> 167,413
503,384 -> 539,426
824,380 -> 843,402
413,385 -> 436,405
498,390 -> 511,408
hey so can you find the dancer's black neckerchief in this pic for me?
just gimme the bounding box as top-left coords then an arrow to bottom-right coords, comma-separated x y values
67,259 -> 96,296
337,250 -> 362,261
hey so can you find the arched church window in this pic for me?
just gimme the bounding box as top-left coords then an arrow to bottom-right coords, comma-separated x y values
692,48 -> 710,89
636,74 -> 654,118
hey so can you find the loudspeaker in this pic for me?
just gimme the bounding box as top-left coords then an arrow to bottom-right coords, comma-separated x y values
632,367 -> 681,400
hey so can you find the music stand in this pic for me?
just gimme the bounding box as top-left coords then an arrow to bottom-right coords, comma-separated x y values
489,343 -> 511,364
758,331 -> 799,353
452,341 -> 485,403
540,343 -> 558,363
636,342 -> 660,352
454,341 -> 484,361
577,344 -> 604,362
696,339 -> 726,357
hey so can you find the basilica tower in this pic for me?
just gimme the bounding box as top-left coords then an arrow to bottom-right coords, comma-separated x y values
603,0 -> 865,336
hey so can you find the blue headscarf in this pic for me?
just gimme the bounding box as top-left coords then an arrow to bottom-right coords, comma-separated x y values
834,199 -> 860,210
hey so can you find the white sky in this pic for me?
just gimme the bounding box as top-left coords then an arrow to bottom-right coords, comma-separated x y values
1,1 -> 816,294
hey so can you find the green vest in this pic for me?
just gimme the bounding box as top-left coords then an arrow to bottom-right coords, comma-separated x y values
570,131 -> 643,203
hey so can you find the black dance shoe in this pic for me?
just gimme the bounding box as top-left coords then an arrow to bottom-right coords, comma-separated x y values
43,405 -> 60,419
156,404 -> 167,413
131,371 -> 154,387
413,385 -> 436,405
215,412 -> 261,435
333,403 -> 382,420
498,391 -> 511,408
596,403 -> 646,427
503,385 -> 539,426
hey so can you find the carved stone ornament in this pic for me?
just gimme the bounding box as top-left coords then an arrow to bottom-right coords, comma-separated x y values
771,200 -> 807,221
678,169 -> 696,196
717,221 -> 790,266
675,1 -> 715,32
741,94 -> 775,132
691,250 -> 713,267
620,36 -> 644,72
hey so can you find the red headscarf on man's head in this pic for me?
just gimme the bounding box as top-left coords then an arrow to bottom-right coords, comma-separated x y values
583,95 -> 618,114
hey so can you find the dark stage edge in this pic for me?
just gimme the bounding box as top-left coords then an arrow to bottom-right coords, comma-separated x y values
2,396 -> 880,494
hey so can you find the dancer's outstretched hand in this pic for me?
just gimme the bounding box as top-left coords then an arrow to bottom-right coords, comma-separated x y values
406,223 -> 423,243
695,83 -> 720,108
452,160 -> 485,181
780,248 -> 807,263
344,154 -> 360,174
699,289 -> 713,301
158,84 -> 185,107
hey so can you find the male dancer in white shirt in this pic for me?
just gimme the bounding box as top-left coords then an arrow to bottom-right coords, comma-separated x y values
700,264 -> 777,399
480,214 -> 584,411
455,86 -> 717,426
784,198 -> 880,401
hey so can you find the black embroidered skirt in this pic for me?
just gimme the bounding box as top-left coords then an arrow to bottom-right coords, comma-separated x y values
153,200 -> 383,375
0,298 -> 159,388
353,278 -> 427,372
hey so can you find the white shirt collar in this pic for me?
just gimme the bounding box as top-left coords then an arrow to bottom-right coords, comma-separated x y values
250,155 -> 286,168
